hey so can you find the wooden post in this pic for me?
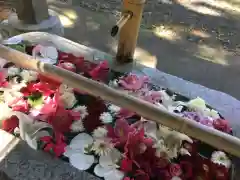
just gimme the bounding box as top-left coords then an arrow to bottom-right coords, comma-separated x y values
15,0 -> 49,24
116,0 -> 145,63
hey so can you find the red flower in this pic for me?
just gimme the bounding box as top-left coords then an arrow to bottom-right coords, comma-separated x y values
47,105 -> 75,133
121,158 -> 133,172
123,177 -> 134,180
40,132 -> 67,157
180,161 -> 193,178
107,118 -> 135,146
83,97 -> 107,133
124,128 -> 153,160
1,115 -> 19,133
213,164 -> 229,180
117,108 -> 136,119
135,170 -> 150,180
89,61 -> 109,82
169,164 -> 182,177
213,119 -> 232,134
21,82 -> 56,97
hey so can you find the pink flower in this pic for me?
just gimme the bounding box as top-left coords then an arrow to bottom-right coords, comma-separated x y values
142,91 -> 162,104
11,98 -> 30,113
200,118 -> 213,127
57,61 -> 76,72
169,164 -> 182,177
107,118 -> 135,146
0,70 -> 8,87
119,74 -> 149,91
213,119 -> 232,134
89,61 -> 109,81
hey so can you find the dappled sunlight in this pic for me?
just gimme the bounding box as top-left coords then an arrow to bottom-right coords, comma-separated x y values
176,0 -> 222,16
153,25 -> 182,41
49,6 -> 78,28
195,44 -> 229,65
134,47 -> 157,68
0,130 -> 20,162
176,0 -> 240,17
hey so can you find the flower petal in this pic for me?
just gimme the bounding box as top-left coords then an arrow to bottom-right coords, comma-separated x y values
69,153 -> 94,170
104,169 -> 124,180
63,146 -> 83,157
99,148 -> 121,168
70,133 -> 93,151
94,164 -> 112,177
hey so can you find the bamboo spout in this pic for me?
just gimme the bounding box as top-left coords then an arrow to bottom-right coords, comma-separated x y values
116,0 -> 145,64
111,11 -> 133,37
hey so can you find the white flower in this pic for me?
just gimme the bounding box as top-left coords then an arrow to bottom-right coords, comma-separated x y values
93,127 -> 108,139
108,104 -> 121,113
73,105 -> 88,119
100,112 -> 113,124
204,108 -> 220,119
109,79 -> 119,88
7,67 -> 20,76
94,148 -> 124,180
70,120 -> 85,132
187,97 -> 206,112
92,138 -> 114,156
0,102 -> 14,121
59,83 -> 74,94
159,90 -> 173,107
59,92 -> 77,109
4,89 -> 23,104
171,177 -> 182,180
20,70 -> 38,82
64,133 -> 95,170
211,151 -> 231,168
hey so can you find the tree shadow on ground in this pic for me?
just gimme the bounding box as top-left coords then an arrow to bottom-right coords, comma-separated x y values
49,1 -> 240,99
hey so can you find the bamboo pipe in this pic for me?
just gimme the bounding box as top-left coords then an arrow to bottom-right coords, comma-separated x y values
116,0 -> 145,63
1,44 -> 240,157
111,11 -> 133,37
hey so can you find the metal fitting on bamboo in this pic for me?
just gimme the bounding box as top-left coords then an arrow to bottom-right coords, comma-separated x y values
116,0 -> 145,64
111,11 -> 133,37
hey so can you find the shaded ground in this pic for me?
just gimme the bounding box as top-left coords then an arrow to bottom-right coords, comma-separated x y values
47,0 -> 240,99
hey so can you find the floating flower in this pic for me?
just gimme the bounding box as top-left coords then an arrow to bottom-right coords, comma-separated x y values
0,102 -> 14,121
1,115 -> 19,133
92,138 -> 114,156
59,91 -> 77,109
89,61 -> 109,82
211,151 -> 231,168
70,120 -> 85,132
108,104 -> 121,114
40,133 -> 67,157
107,118 -> 135,146
58,62 -> 76,72
59,83 -> 73,93
213,119 -> 232,134
169,163 -> 182,177
187,97 -> 206,112
100,112 -> 113,124
20,70 -> 38,82
73,105 -> 88,119
118,74 -> 149,91
0,70 -> 8,87
7,66 -> 20,76
64,133 -> 94,170
94,148 -> 124,180
93,126 -> 108,139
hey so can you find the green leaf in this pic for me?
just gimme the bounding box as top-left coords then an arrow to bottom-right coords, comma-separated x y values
8,44 -> 26,53
28,92 -> 44,108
